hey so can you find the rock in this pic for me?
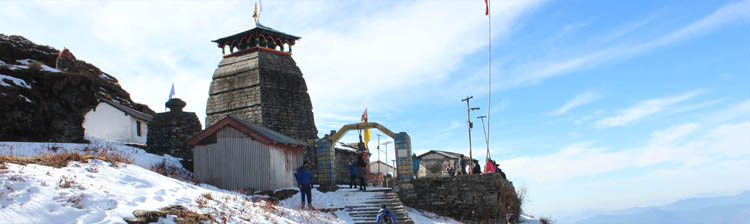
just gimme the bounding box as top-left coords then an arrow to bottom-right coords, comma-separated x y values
0,34 -> 154,142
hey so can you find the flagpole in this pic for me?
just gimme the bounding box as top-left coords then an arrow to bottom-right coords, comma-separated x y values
486,0 -> 492,162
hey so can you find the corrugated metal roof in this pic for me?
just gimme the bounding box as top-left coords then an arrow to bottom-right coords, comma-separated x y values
228,116 -> 307,146
98,98 -> 153,122
417,150 -> 466,159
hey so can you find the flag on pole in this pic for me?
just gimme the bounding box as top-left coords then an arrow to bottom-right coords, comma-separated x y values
361,107 -> 370,146
485,0 -> 489,15
168,83 -> 175,99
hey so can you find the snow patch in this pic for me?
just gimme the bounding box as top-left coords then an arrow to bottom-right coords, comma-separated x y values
13,59 -> 60,72
21,95 -> 32,103
41,64 -> 61,73
15,59 -> 32,65
0,74 -> 32,88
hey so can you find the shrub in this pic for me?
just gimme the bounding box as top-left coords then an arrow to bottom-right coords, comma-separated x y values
540,217 -> 553,224
517,186 -> 528,212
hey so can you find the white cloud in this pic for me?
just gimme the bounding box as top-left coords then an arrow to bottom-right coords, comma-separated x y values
501,120 -> 750,184
709,99 -> 750,123
551,90 -> 601,115
294,0 -> 543,126
651,123 -> 699,144
0,0 -> 542,130
497,0 -> 750,89
594,90 -> 702,128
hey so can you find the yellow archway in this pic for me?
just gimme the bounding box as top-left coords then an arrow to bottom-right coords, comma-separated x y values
330,122 -> 395,143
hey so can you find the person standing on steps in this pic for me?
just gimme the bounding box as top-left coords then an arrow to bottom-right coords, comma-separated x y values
357,151 -> 367,191
296,161 -> 313,209
348,159 -> 358,189
356,135 -> 368,191
376,204 -> 397,223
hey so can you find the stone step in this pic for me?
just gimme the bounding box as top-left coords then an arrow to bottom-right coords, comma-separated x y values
345,191 -> 412,224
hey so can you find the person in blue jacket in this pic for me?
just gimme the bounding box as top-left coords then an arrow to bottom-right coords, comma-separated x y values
376,204 -> 397,223
348,159 -> 358,189
296,161 -> 313,209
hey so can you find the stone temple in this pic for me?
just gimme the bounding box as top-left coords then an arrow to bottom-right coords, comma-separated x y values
204,22 -> 318,146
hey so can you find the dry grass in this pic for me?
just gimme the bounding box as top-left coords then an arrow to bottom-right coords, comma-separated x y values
201,193 -> 213,200
196,198 -> 208,209
0,150 -> 133,169
28,61 -> 43,71
150,159 -> 194,184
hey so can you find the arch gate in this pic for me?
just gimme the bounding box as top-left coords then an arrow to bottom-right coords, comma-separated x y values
315,122 -> 413,191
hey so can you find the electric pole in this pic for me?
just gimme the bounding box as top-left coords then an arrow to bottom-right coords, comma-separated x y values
461,96 -> 480,174
478,115 -> 489,163
377,134 -> 381,177
380,140 -> 392,187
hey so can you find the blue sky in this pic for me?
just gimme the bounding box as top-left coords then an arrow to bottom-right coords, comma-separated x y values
2,0 -> 749,221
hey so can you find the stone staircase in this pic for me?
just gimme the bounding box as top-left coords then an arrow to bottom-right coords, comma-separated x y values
345,189 -> 414,224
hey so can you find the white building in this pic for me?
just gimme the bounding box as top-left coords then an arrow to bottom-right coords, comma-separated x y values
370,160 -> 395,176
83,98 -> 153,145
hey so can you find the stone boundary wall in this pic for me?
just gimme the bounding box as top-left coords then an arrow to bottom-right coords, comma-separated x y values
399,173 -> 521,224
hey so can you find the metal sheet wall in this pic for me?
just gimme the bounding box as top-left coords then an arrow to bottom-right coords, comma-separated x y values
194,127 -> 303,192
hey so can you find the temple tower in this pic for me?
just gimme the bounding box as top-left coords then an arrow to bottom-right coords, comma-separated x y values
205,22 -> 318,143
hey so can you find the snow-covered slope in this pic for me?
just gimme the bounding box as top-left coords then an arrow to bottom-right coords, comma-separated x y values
0,141 -> 466,223
0,141 -> 344,223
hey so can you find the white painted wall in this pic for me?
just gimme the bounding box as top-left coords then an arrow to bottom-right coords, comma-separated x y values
83,102 -> 149,145
369,161 -> 394,175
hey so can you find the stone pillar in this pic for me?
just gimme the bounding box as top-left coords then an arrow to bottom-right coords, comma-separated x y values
394,132 -> 413,191
146,98 -> 201,171
315,138 -> 337,192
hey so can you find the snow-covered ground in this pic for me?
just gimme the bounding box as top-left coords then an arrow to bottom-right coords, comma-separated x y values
0,141 -> 469,223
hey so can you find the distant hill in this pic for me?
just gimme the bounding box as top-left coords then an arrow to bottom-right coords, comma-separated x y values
0,34 -> 153,142
575,191 -> 750,224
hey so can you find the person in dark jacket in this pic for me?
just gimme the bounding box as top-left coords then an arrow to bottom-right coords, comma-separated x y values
472,159 -> 481,174
446,164 -> 455,176
296,161 -> 313,209
357,153 -> 367,191
376,204 -> 397,223
494,160 -> 507,179
348,159 -> 358,189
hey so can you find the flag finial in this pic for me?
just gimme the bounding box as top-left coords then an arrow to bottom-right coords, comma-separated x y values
252,1 -> 262,24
